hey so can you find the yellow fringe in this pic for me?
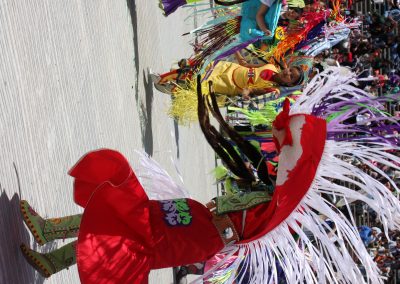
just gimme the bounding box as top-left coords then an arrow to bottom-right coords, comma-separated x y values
167,79 -> 227,126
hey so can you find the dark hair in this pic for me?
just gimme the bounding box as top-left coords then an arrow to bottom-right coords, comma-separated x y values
291,66 -> 305,86
290,7 -> 304,15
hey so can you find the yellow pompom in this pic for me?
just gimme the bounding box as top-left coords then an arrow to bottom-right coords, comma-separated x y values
275,26 -> 286,41
168,79 -> 227,125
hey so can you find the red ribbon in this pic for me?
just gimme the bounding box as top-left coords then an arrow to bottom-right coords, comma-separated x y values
272,98 -> 293,152
247,68 -> 255,84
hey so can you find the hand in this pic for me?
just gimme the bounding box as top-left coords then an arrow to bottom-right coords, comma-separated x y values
238,57 -> 248,66
242,88 -> 251,100
235,51 -> 248,66
262,29 -> 272,36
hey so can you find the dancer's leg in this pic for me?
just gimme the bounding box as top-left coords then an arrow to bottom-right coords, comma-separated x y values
20,200 -> 81,246
20,241 -> 77,278
159,69 -> 179,84
153,68 -> 193,94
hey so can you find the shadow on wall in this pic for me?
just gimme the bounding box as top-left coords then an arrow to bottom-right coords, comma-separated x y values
140,70 -> 154,156
126,0 -> 140,104
173,121 -> 180,158
0,190 -> 45,284
126,0 -> 156,156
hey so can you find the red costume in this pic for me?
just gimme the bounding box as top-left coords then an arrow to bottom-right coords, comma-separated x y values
70,109 -> 326,283
71,150 -> 223,283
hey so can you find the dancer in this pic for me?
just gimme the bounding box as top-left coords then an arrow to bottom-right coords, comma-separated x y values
189,0 -> 299,71
20,68 -> 400,283
153,54 -> 305,97
159,0 -> 308,72
154,54 -> 311,125
19,149 -> 234,282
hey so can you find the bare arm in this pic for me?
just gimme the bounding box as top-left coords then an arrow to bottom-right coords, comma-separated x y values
242,88 -> 276,100
256,4 -> 271,35
235,52 -> 266,68
244,62 -> 268,68
249,88 -> 274,96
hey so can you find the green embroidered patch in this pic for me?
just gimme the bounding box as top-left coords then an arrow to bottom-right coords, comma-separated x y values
216,191 -> 272,214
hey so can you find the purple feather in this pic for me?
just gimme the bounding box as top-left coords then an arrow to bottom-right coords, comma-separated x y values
159,0 -> 187,16
311,91 -> 400,146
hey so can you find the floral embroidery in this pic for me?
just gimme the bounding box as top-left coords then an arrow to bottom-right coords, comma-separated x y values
48,218 -> 62,224
159,199 -> 192,226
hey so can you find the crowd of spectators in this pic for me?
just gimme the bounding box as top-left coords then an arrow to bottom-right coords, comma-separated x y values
358,215 -> 400,282
348,7 -> 400,280
354,153 -> 400,283
310,0 -> 400,97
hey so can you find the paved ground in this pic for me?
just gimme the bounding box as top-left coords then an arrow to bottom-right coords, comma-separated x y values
0,1 -> 216,283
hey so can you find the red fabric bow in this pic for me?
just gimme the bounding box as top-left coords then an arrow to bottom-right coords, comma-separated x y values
272,98 -> 293,152
247,68 -> 255,84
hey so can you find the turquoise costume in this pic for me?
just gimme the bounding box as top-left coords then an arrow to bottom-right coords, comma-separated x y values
191,0 -> 283,73
240,0 -> 282,42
